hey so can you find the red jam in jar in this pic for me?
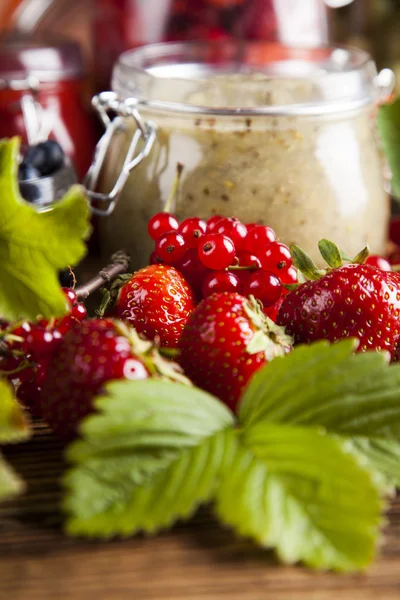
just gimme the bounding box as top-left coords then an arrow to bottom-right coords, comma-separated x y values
94,0 -> 329,89
0,38 -> 96,179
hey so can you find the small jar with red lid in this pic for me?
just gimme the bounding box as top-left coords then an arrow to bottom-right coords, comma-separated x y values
0,37 -> 96,179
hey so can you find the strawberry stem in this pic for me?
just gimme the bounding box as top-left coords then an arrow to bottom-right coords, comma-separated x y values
75,252 -> 131,300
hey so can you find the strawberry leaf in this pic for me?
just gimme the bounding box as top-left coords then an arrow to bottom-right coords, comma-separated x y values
0,378 -> 30,443
378,98 -> 400,199
0,378 -> 30,503
318,239 -> 343,269
239,340 -> 400,487
0,453 -> 25,502
0,138 -> 90,321
63,379 -> 234,537
215,423 -> 383,572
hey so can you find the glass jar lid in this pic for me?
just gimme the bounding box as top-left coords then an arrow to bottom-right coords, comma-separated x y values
112,41 -> 391,116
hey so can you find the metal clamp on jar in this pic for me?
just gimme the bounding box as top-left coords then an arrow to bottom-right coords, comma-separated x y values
85,41 -> 394,269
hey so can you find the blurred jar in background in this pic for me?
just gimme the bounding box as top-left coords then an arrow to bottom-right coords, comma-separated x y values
0,38 -> 96,178
94,0 -> 331,89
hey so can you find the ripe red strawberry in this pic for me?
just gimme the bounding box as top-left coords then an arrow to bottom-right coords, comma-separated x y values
277,243 -> 400,360
179,292 -> 292,411
40,318 -> 189,439
111,265 -> 195,348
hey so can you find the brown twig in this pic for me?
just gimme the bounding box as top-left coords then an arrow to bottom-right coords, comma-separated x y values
75,251 -> 131,300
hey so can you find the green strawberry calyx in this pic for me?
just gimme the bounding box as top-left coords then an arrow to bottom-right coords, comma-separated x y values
113,320 -> 192,386
244,296 -> 293,361
290,239 -> 371,284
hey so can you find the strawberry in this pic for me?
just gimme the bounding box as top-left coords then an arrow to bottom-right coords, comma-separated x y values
40,318 -> 190,439
105,265 -> 195,348
179,292 -> 292,411
277,240 -> 400,360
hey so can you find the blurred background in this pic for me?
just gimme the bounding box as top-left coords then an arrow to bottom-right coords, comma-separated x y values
0,0 -> 398,178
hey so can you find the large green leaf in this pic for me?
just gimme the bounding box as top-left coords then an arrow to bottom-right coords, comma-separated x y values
215,423 -> 383,572
378,99 -> 400,199
239,340 -> 400,487
63,379 -> 235,537
0,137 -> 90,320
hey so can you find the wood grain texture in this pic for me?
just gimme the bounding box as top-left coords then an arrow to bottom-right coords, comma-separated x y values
0,423 -> 400,600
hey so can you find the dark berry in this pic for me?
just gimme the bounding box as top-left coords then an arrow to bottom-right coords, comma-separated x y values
202,271 -> 241,297
365,255 -> 392,272
242,270 -> 282,307
18,163 -> 40,181
156,231 -> 187,264
179,217 -> 207,248
259,242 -> 292,273
215,217 -> 248,251
148,212 -> 179,241
24,140 -> 65,177
198,234 -> 236,270
244,225 -> 276,253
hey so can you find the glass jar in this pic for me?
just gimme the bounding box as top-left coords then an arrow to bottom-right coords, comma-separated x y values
0,37 -> 96,179
87,41 -> 393,269
94,0 -> 330,89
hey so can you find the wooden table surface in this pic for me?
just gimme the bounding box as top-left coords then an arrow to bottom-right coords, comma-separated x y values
0,423 -> 400,600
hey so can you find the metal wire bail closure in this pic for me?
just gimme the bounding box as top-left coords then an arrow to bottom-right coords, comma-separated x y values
84,91 -> 157,216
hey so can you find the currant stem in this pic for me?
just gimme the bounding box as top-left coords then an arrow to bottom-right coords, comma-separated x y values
75,251 -> 131,300
228,265 -> 258,271
163,162 -> 184,213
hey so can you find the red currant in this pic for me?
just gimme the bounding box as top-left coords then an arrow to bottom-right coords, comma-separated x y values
207,215 -> 223,232
234,251 -> 262,285
198,234 -> 236,270
148,212 -> 179,241
57,316 -> 75,336
155,231 -> 187,265
202,271 -> 241,298
263,297 -> 284,322
24,328 -> 56,360
280,265 -> 298,284
244,225 -> 276,253
236,250 -> 262,270
365,255 -> 392,272
242,270 -> 282,307
259,242 -> 292,274
176,249 -> 210,293
149,251 -> 164,265
62,287 -> 77,306
71,303 -> 87,321
10,321 -> 31,349
215,217 -> 248,251
179,217 -> 207,248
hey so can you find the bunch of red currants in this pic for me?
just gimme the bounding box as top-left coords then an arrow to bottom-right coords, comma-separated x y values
148,212 -> 297,319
